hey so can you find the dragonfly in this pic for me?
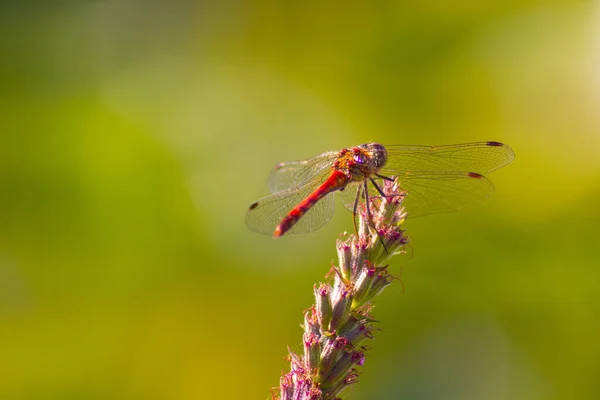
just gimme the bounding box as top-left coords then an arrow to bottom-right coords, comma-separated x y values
246,141 -> 514,237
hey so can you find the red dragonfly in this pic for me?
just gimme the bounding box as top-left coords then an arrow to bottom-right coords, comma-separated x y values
246,141 -> 514,237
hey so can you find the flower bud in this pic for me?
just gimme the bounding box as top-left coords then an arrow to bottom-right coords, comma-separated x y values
314,283 -> 332,333
303,332 -> 321,372
329,285 -> 353,332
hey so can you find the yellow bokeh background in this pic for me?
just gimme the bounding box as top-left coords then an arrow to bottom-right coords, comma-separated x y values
1,2 -> 599,399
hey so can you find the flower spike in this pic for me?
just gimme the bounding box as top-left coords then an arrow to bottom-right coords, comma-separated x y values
272,179 -> 409,400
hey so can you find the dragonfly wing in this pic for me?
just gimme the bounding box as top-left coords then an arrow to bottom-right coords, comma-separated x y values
394,172 -> 495,217
382,142 -> 515,176
337,182 -> 361,211
290,192 -> 336,234
268,151 -> 338,194
246,176 -> 336,235
340,172 -> 495,217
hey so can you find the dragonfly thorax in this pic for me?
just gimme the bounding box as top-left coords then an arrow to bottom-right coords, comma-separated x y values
333,142 -> 388,181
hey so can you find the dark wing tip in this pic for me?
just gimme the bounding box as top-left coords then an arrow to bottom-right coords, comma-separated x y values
248,201 -> 259,211
468,172 -> 484,179
485,141 -> 516,171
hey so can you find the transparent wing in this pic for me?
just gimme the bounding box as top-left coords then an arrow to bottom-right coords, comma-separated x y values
246,174 -> 337,235
268,151 -> 338,194
397,172 -> 495,217
381,141 -> 515,176
339,172 -> 495,218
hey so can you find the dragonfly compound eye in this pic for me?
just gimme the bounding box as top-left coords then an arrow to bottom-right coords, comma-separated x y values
354,154 -> 367,165
360,142 -> 387,168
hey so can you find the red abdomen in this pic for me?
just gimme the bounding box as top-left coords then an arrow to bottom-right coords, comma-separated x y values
274,170 -> 348,237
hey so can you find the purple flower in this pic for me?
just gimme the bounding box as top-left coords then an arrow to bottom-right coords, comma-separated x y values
272,179 -> 409,400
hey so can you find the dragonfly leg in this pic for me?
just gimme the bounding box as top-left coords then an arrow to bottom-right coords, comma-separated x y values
375,173 -> 395,182
372,176 -> 403,202
370,178 -> 387,197
364,180 -> 390,254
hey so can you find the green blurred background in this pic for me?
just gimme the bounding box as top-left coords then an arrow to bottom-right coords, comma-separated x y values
1,1 -> 599,399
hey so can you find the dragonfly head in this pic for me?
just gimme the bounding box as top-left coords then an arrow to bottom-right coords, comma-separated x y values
358,142 -> 388,170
